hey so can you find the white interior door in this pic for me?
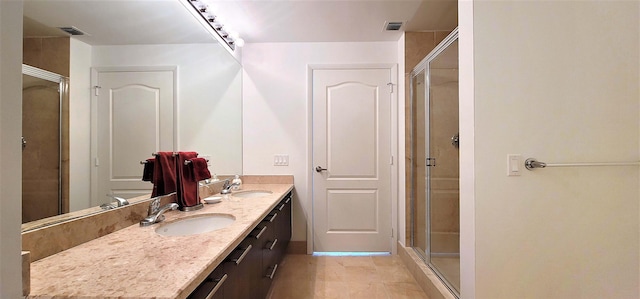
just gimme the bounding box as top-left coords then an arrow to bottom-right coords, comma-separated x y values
312,67 -> 393,252
93,69 -> 175,205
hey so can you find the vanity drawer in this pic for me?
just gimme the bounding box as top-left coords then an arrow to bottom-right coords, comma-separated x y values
188,265 -> 227,299
224,236 -> 261,299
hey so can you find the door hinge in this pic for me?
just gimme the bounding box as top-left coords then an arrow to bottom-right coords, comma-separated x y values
94,85 -> 101,96
391,228 -> 394,238
426,157 -> 436,167
387,82 -> 394,93
390,156 -> 394,165
95,157 -> 100,166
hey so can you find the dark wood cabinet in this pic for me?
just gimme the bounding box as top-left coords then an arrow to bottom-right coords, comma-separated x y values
188,191 -> 293,299
224,237 -> 260,299
260,213 -> 278,298
275,194 -> 292,259
187,263 -> 227,299
261,192 -> 292,296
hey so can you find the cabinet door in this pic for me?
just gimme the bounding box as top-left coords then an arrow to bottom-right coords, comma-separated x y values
261,211 -> 279,297
251,221 -> 273,299
275,194 -> 293,261
188,264 -> 227,299
224,237 -> 260,299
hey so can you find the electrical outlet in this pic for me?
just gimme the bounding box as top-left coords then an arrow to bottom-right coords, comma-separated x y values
274,154 -> 289,166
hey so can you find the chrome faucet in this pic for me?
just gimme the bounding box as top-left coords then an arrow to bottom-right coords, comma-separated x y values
140,196 -> 179,227
220,179 -> 240,194
107,194 -> 129,207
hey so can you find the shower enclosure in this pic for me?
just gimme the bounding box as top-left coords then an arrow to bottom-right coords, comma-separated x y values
409,28 -> 459,296
22,65 -> 69,223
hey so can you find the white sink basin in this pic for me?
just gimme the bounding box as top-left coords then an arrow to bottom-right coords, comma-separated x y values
232,190 -> 273,198
155,214 -> 235,237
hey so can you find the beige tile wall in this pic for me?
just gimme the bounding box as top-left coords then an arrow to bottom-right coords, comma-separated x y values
23,37 -> 70,77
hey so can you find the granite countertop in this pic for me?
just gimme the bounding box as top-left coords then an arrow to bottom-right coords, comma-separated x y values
27,183 -> 294,299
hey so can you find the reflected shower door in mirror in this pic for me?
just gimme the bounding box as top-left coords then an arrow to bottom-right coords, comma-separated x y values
22,66 -> 68,223
22,0 -> 243,231
410,28 -> 459,297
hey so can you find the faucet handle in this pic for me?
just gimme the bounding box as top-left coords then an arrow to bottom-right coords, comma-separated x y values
106,193 -> 129,207
148,197 -> 161,215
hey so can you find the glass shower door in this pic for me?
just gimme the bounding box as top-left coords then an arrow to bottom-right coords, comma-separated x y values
411,69 -> 428,255
427,38 -> 460,294
22,68 -> 65,223
409,28 -> 459,297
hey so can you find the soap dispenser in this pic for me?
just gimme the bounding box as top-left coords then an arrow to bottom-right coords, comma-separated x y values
211,174 -> 220,182
232,174 -> 242,190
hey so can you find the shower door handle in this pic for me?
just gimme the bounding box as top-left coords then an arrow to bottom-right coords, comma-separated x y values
426,158 -> 436,167
315,166 -> 327,172
451,133 -> 459,148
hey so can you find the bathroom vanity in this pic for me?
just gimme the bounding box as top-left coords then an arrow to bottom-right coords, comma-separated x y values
26,182 -> 293,299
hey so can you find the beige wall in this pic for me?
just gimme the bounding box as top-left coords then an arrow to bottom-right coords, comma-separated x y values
69,38 -> 92,211
462,1 -> 640,298
242,42 -> 400,246
0,1 -> 24,297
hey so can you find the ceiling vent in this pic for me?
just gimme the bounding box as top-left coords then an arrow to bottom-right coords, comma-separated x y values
58,26 -> 86,36
384,21 -> 404,31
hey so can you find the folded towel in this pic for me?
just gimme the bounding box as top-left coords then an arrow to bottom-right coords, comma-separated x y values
142,158 -> 155,182
152,152 -> 177,197
189,158 -> 212,182
176,152 -> 199,208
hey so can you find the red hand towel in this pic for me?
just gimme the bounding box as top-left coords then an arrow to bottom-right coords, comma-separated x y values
152,152 -> 177,197
142,158 -> 155,182
176,152 -> 199,208
189,158 -> 212,182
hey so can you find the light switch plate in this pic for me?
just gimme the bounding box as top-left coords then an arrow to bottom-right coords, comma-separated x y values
274,154 -> 289,166
507,154 -> 521,176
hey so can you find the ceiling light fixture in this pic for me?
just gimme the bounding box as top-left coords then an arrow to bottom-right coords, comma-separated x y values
186,0 -> 243,51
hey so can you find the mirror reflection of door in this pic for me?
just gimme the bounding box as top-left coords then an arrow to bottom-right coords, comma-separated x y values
22,70 -> 66,223
93,68 -> 176,206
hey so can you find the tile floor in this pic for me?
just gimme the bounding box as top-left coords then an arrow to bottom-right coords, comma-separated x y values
267,254 -> 430,299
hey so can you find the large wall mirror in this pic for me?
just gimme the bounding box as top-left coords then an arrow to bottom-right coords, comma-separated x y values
22,0 -> 242,230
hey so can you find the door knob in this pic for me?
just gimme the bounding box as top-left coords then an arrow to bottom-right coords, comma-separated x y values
315,166 -> 327,172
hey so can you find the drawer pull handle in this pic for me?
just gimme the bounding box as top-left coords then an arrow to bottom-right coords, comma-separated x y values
285,197 -> 291,204
232,244 -> 252,265
254,226 -> 267,240
268,238 -> 278,251
204,274 -> 228,299
268,213 -> 278,223
266,264 -> 279,279
278,203 -> 285,211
